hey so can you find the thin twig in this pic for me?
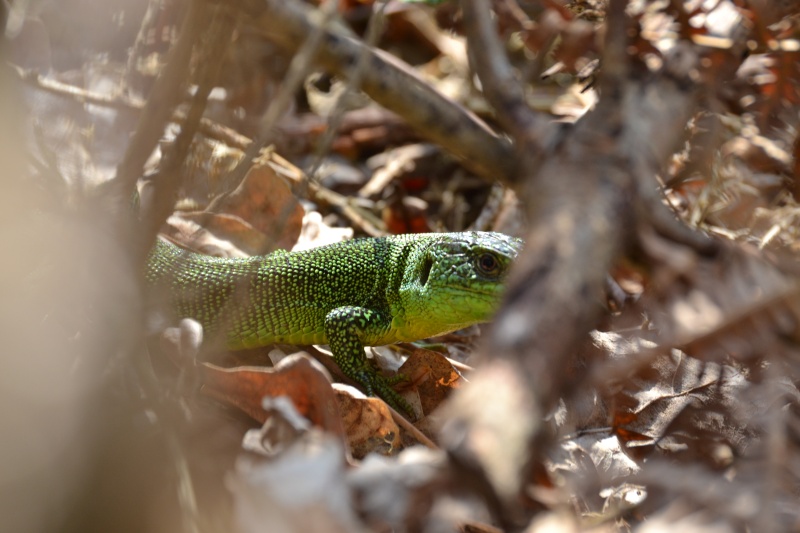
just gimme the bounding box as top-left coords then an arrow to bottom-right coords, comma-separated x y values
13,64 -> 254,151
205,0 -> 339,220
306,0 -> 389,182
461,0 -> 547,149
230,0 -> 514,184
141,5 -> 237,248
114,0 -> 205,212
17,62 -> 385,236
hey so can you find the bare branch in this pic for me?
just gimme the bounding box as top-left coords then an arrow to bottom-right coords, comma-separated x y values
227,0 -> 515,184
139,6 -> 237,256
114,0 -> 208,203
441,0 -> 744,515
461,0 -> 547,146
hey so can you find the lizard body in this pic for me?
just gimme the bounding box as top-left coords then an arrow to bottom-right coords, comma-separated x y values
146,232 -> 521,410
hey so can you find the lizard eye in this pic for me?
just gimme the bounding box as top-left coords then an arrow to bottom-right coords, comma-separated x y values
475,252 -> 500,276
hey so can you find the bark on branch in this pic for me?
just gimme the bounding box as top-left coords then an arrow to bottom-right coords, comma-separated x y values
442,0 -> 738,521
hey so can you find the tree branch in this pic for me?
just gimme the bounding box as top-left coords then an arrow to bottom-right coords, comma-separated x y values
226,0 -> 515,184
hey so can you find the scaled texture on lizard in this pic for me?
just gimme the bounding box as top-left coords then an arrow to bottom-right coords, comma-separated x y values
146,232 -> 522,410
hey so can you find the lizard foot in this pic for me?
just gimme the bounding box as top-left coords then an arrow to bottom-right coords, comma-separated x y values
351,367 -> 414,417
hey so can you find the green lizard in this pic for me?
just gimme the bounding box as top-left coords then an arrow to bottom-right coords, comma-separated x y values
146,232 -> 521,412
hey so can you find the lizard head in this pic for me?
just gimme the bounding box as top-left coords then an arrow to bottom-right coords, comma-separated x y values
396,231 -> 522,339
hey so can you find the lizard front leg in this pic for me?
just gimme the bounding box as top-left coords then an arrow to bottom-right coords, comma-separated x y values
325,306 -> 412,415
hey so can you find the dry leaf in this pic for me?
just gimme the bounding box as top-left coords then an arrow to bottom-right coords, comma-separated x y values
213,152 -> 304,253
199,353 -> 346,442
398,348 -> 464,416
333,384 -> 402,459
230,430 -> 366,533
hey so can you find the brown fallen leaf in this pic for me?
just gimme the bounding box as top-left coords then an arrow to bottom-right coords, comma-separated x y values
165,211 -> 274,257
333,384 -> 402,459
165,142 -> 305,256
214,151 -> 304,252
397,348 -> 464,417
199,353 -> 346,442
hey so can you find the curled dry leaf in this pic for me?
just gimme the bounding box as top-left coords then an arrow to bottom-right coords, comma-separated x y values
230,430 -> 366,533
397,348 -> 464,417
346,446 -> 460,531
333,384 -> 401,459
171,141 -> 305,255
610,349 -> 752,458
241,396 -> 315,457
165,212 -> 274,258
549,431 -> 641,491
642,236 -> 797,368
212,151 -> 304,253
198,353 -> 347,443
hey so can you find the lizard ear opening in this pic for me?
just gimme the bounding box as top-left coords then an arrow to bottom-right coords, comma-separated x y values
419,256 -> 433,286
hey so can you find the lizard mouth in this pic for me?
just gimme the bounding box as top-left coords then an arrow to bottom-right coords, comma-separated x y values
442,286 -> 502,301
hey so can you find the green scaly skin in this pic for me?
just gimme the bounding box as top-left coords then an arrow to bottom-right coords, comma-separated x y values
146,232 -> 522,413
